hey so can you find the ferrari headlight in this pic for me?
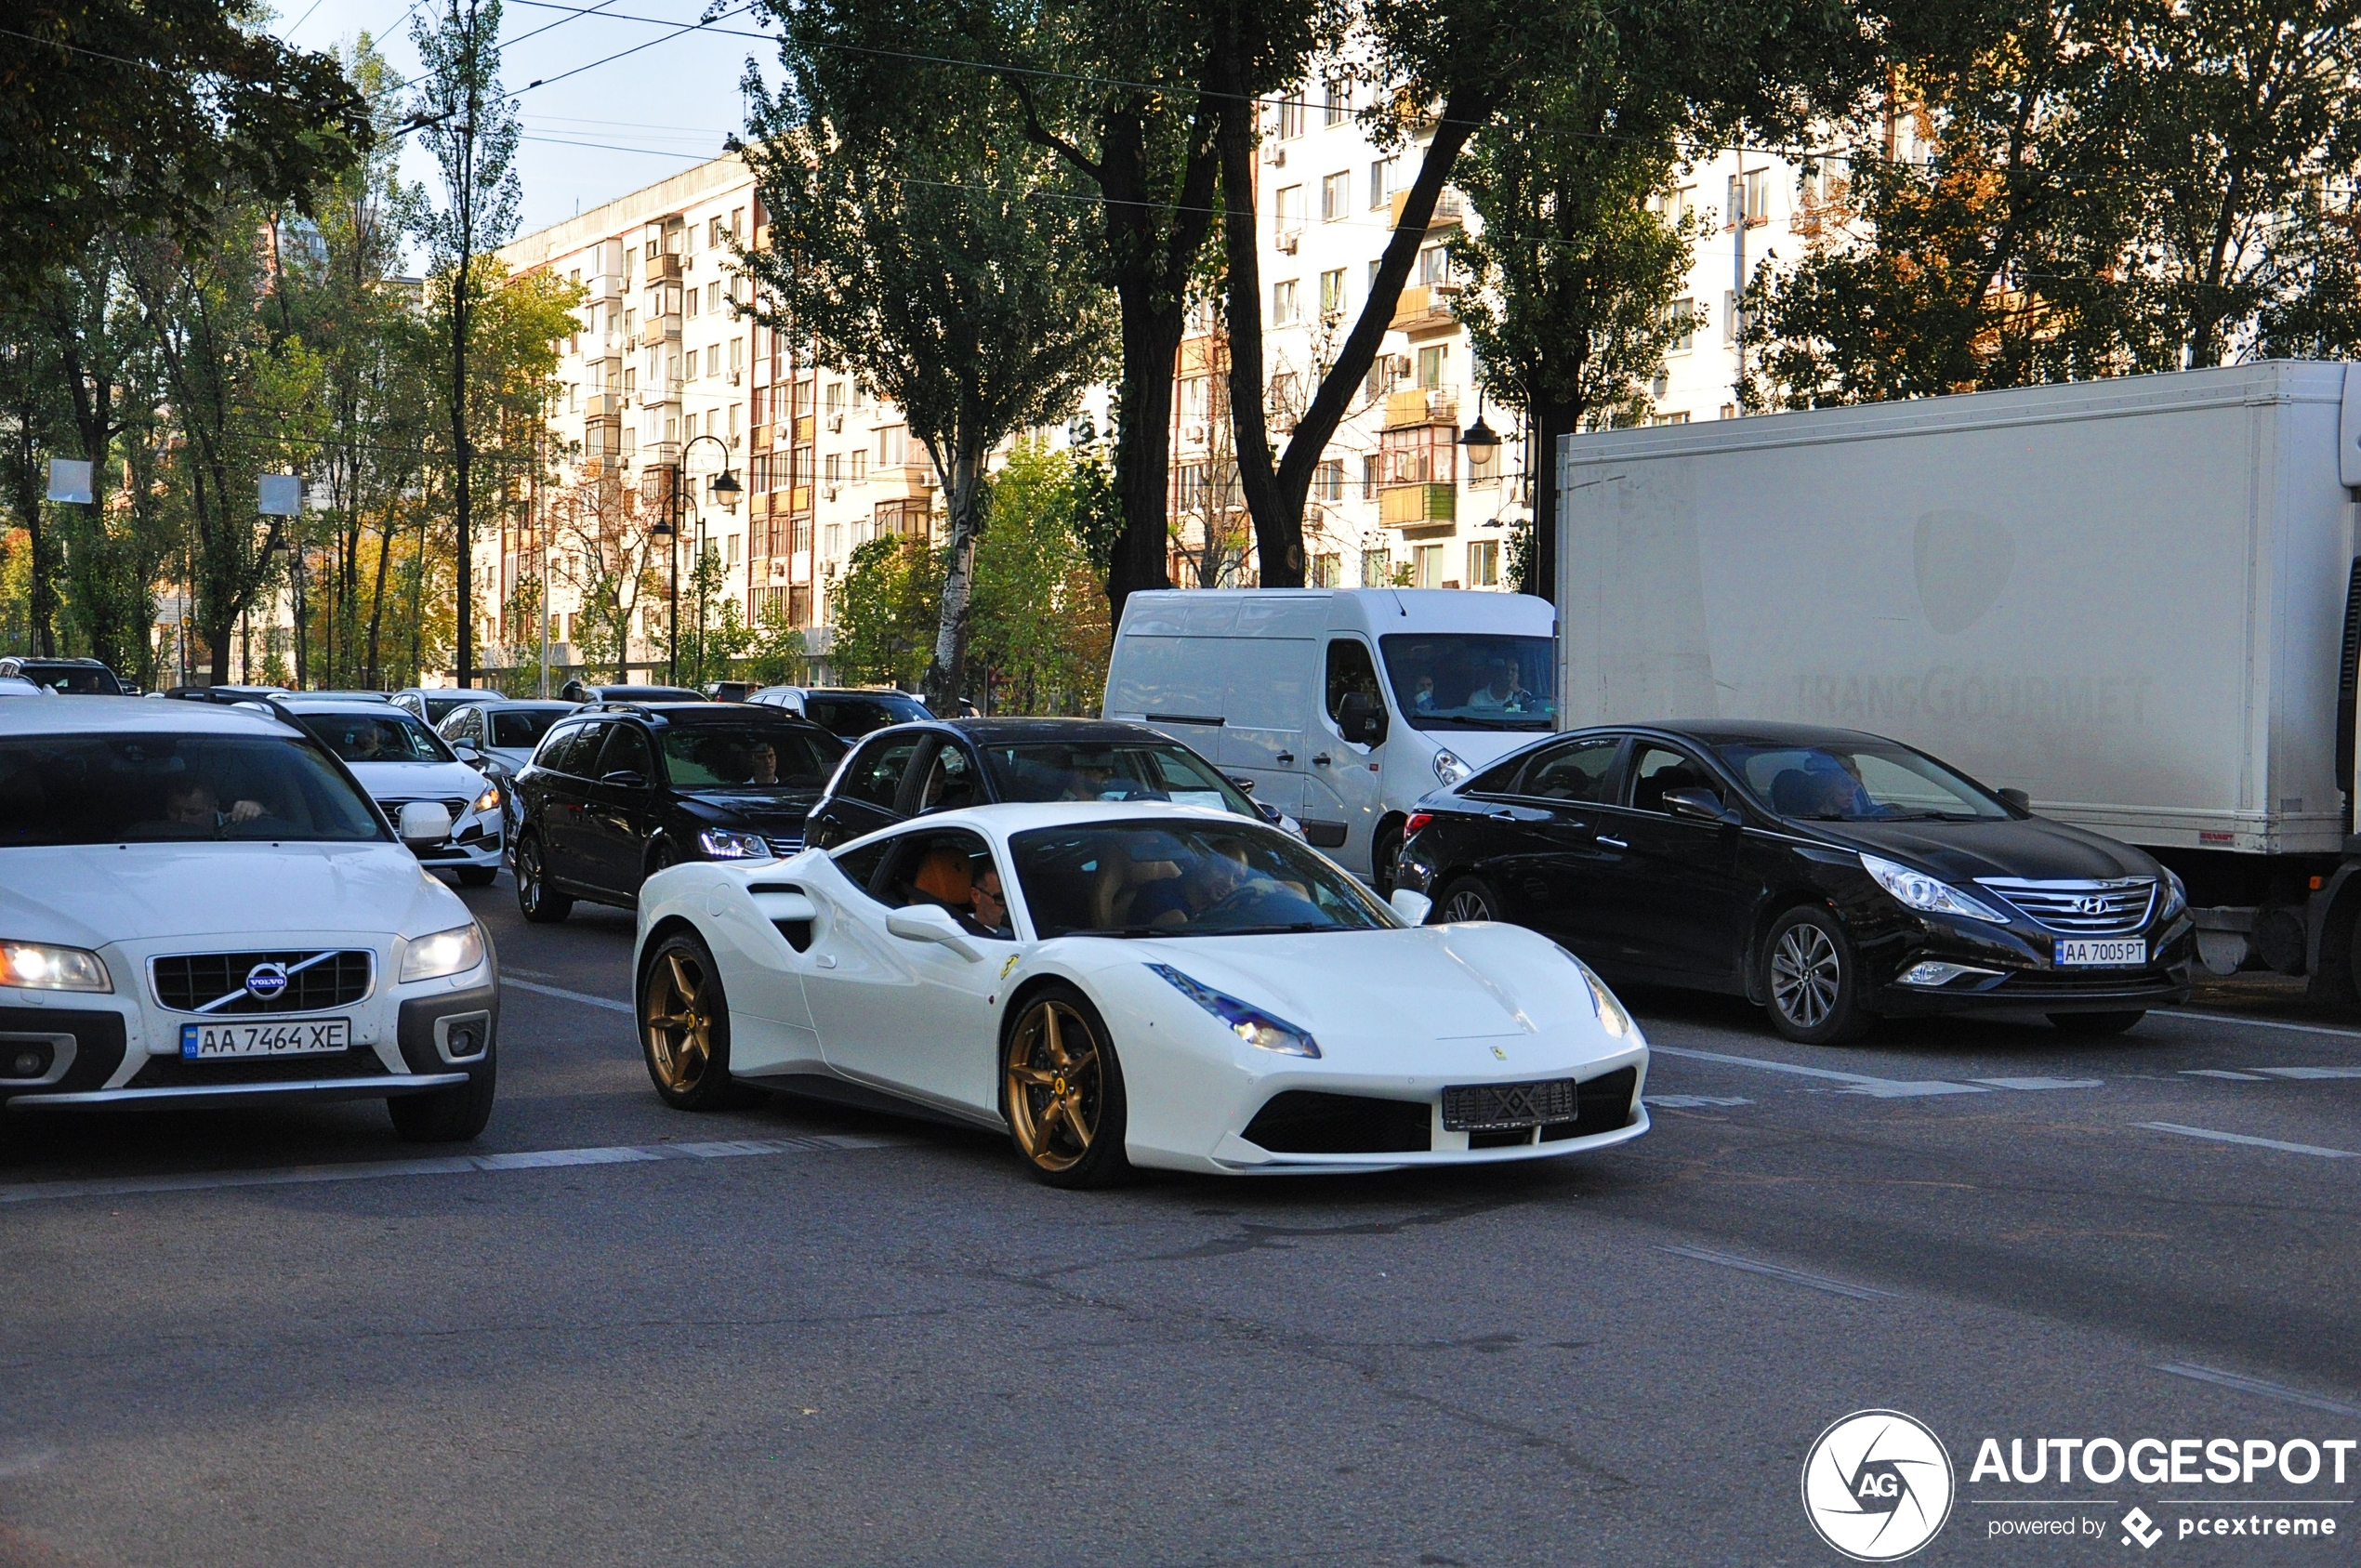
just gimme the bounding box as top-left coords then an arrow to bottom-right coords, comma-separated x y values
1560,949 -> 1632,1040
471,784 -> 501,814
1859,852 -> 2007,924
697,827 -> 773,860
1147,963 -> 1321,1058
401,922 -> 484,982
1431,748 -> 1470,787
0,940 -> 112,993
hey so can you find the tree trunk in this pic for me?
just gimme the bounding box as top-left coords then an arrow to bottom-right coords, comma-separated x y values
924,439 -> 985,710
1106,297 -> 1182,622
1524,389 -> 1581,610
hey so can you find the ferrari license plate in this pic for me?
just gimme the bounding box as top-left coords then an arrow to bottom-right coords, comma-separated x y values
1443,1078 -> 1577,1132
2054,939 -> 2145,968
180,1019 -> 350,1060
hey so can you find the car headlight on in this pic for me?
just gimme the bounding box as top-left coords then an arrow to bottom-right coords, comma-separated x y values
471,784 -> 501,814
697,827 -> 774,860
400,922 -> 485,982
0,940 -> 111,993
1147,963 -> 1321,1058
1859,852 -> 2007,923
1431,748 -> 1470,787
1559,948 -> 1633,1040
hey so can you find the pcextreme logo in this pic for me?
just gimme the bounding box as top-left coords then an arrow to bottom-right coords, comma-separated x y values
1802,1409 -> 1959,1561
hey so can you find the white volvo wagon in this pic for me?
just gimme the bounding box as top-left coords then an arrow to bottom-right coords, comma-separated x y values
0,696 -> 498,1140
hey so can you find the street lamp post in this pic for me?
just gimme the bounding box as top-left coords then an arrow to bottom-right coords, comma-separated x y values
665,431 -> 741,686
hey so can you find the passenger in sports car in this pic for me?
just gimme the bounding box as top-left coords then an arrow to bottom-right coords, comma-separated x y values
967,866 -> 1010,937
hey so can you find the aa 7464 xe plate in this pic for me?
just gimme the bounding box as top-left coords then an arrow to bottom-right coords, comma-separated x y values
180,1019 -> 351,1060
1442,1078 -> 1578,1132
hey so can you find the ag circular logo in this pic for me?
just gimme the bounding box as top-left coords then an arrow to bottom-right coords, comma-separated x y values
1801,1409 -> 1955,1561
244,962 -> 290,1000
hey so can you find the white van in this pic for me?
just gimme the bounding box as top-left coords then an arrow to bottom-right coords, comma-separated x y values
1104,588 -> 1559,883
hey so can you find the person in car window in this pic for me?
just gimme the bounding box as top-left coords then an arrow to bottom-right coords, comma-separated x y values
1466,660 -> 1528,713
746,742 -> 780,785
163,779 -> 266,828
347,724 -> 384,761
967,867 -> 1010,938
1412,675 -> 1436,713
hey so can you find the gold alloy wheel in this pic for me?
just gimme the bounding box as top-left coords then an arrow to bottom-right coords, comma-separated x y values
1004,997 -> 1103,1172
644,946 -> 716,1095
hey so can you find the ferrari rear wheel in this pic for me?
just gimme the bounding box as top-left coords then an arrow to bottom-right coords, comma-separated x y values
1002,985 -> 1130,1189
640,930 -> 737,1111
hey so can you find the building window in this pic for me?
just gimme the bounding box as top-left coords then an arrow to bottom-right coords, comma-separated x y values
1361,453 -> 1381,499
1321,171 -> 1349,221
730,337 -> 743,374
1467,539 -> 1499,587
1416,344 -> 1445,389
824,381 -> 845,414
1368,156 -> 1400,210
685,287 -> 698,319
1418,244 -> 1450,287
684,350 -> 699,382
1274,184 -> 1303,234
851,449 -> 868,481
1322,79 -> 1350,126
879,425 -> 906,468
824,522 -> 842,557
1730,167 -> 1771,227
1723,289 -> 1742,344
1271,279 -> 1299,326
1360,547 -> 1392,587
1312,458 -> 1345,500
727,403 -> 740,440
1311,552 -> 1342,587
1669,297 -> 1696,352
1414,543 -> 1444,588
1275,91 -> 1304,139
726,532 -> 741,566
1380,424 -> 1455,485
824,453 -> 842,482
707,282 -> 721,314
1319,268 -> 1346,320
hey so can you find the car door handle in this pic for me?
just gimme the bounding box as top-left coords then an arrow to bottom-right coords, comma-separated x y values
815,954 -> 838,969
1312,754 -> 1332,766
1275,752 -> 1295,765
1597,835 -> 1629,849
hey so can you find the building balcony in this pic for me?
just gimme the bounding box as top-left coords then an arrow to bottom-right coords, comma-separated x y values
587,271 -> 626,304
1389,285 -> 1458,336
641,312 -> 681,347
648,252 -> 683,283
584,391 -> 622,422
750,425 -> 772,453
1378,482 -> 1455,527
1389,188 -> 1465,231
1382,388 -> 1458,428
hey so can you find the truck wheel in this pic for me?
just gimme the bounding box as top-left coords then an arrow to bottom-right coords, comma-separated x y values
1761,906 -> 1875,1044
2048,1010 -> 2145,1037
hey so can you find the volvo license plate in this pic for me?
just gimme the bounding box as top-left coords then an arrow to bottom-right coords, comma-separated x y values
2054,939 -> 2145,968
180,1019 -> 351,1060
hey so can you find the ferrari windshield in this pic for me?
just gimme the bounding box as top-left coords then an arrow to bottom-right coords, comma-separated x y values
1378,633 -> 1557,732
1009,819 -> 1392,939
291,710 -> 453,763
0,733 -> 388,846
1715,739 -> 2011,822
978,741 -> 1257,819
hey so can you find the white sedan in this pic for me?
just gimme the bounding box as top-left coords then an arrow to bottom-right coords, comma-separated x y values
0,697 -> 498,1139
632,802 -> 1648,1185
278,699 -> 506,885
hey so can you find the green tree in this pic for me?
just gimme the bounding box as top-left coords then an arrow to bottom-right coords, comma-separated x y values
969,441 -> 1113,713
745,598 -> 811,687
738,7 -> 1114,710
828,535 -> 943,690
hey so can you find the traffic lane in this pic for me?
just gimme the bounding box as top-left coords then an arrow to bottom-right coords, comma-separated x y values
3,1106 -> 2343,1568
1626,995 -> 2361,1394
452,873 -> 640,1004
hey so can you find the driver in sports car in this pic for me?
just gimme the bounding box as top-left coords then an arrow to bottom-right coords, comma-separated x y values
1128,837 -> 1319,930
909,845 -> 1013,938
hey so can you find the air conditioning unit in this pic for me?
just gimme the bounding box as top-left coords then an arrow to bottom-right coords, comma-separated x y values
729,372 -> 742,386
1265,147 -> 1286,167
768,559 -> 790,583
1276,231 -> 1300,254
1184,423 -> 1205,442
826,412 -> 843,432
824,485 -> 839,501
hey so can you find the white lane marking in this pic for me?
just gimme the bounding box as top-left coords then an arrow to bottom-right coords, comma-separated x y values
502,977 -> 634,1014
1971,1076 -> 2104,1091
1648,1044 -> 1988,1099
2138,1122 -> 2358,1160
1646,1095 -> 1755,1109
2157,1362 -> 2361,1419
2155,1009 -> 2361,1040
0,1134 -> 903,1207
2183,1069 -> 2267,1081
1660,1243 -> 1895,1301
2255,1066 -> 2361,1080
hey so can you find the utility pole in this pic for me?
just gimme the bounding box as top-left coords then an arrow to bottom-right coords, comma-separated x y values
1731,157 -> 1753,411
449,0 -> 481,692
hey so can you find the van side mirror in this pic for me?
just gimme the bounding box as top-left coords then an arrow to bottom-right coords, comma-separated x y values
1663,787 -> 1740,826
1337,691 -> 1388,746
1998,787 -> 2031,812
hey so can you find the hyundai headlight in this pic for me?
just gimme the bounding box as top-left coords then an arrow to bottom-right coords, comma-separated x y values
401,922 -> 485,982
2159,865 -> 2187,916
1148,963 -> 1321,1058
697,827 -> 774,861
1431,748 -> 1470,787
471,784 -> 502,814
0,940 -> 111,993
1859,852 -> 2007,923
1559,948 -> 1632,1040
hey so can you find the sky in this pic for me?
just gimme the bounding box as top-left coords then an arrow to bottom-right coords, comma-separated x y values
270,0 -> 777,244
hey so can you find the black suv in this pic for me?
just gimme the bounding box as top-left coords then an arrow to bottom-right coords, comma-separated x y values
511,702 -> 847,921
2,657 -> 127,694
801,717 -> 1280,849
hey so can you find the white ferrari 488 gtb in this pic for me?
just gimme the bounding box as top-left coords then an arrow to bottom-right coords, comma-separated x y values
631,803 -> 1648,1185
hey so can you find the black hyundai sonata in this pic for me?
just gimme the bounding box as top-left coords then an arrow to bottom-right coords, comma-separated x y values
1392,721 -> 2194,1043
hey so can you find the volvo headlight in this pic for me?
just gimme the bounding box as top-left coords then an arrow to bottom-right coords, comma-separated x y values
0,940 -> 111,993
1431,748 -> 1470,787
1148,963 -> 1321,1058
1559,948 -> 1632,1040
401,922 -> 485,982
1859,852 -> 2007,923
697,827 -> 773,860
471,784 -> 502,814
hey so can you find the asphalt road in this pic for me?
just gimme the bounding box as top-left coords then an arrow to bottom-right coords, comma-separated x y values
4,876 -> 2358,1568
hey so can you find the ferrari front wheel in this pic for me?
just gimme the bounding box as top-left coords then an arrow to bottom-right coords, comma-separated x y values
640,930 -> 736,1110
1001,984 -> 1131,1189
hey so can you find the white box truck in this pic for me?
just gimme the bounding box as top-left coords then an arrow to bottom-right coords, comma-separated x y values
1105,588 -> 1558,883
1556,360 -> 2361,996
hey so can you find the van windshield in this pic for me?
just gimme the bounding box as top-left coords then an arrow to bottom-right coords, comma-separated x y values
1378,634 -> 1557,732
